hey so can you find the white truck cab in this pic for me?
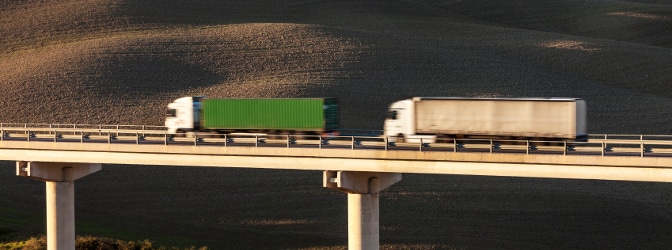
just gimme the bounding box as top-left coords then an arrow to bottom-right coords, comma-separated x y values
165,96 -> 201,134
384,99 -> 436,143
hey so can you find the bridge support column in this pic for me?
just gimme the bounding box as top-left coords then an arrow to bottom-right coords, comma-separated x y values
323,171 -> 401,250
16,161 -> 101,250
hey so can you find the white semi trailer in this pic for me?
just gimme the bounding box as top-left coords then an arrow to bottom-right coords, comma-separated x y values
384,97 -> 587,143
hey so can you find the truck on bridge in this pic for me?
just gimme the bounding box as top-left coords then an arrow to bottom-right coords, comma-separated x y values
165,96 -> 340,136
384,97 -> 588,143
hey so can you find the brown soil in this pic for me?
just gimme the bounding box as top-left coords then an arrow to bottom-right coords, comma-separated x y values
2,0 -> 672,249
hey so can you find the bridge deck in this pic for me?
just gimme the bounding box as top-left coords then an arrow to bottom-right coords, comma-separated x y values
2,136 -> 672,182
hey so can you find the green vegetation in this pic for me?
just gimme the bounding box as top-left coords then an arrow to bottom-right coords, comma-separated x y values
0,235 -> 208,250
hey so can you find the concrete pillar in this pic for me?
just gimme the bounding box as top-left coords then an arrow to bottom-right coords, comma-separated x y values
17,162 -> 101,250
348,193 -> 379,249
324,171 -> 402,250
46,181 -> 75,249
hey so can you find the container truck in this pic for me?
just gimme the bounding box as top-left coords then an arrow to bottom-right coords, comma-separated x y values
165,96 -> 339,135
384,97 -> 587,143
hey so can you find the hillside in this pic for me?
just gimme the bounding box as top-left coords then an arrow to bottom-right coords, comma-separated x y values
2,0 -> 672,249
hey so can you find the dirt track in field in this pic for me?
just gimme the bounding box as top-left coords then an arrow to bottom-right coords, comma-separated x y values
2,1 -> 672,249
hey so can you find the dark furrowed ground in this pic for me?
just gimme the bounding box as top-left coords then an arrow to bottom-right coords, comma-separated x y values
2,0 -> 672,249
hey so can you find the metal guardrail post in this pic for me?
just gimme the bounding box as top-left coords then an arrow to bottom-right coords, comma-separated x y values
194,133 -> 198,146
164,133 -> 168,145
80,131 -> 84,143
563,141 -> 567,156
641,142 -> 644,157
255,135 -> 258,147
489,140 -> 493,154
351,136 -> 355,150
419,138 -> 423,152
224,134 -> 228,147
526,140 -> 530,155
601,142 -> 605,156
135,132 -> 140,144
384,137 -> 388,151
287,135 -> 291,148
319,136 -> 322,149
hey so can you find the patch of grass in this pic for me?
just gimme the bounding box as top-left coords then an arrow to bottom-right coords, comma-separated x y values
0,235 -> 208,250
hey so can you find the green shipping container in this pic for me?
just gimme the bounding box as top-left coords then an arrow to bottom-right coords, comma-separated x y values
201,98 -> 339,131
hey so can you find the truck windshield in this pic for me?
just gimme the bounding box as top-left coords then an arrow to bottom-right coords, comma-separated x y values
166,108 -> 177,117
385,110 -> 397,120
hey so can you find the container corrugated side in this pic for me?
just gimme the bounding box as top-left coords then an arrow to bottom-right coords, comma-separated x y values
415,99 -> 577,139
202,98 -> 336,131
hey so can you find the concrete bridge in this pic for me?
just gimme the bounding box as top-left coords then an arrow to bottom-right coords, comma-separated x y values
3,124 -> 672,249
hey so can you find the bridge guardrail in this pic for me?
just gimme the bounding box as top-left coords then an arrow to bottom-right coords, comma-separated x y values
2,124 -> 672,158
0,123 -> 166,131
